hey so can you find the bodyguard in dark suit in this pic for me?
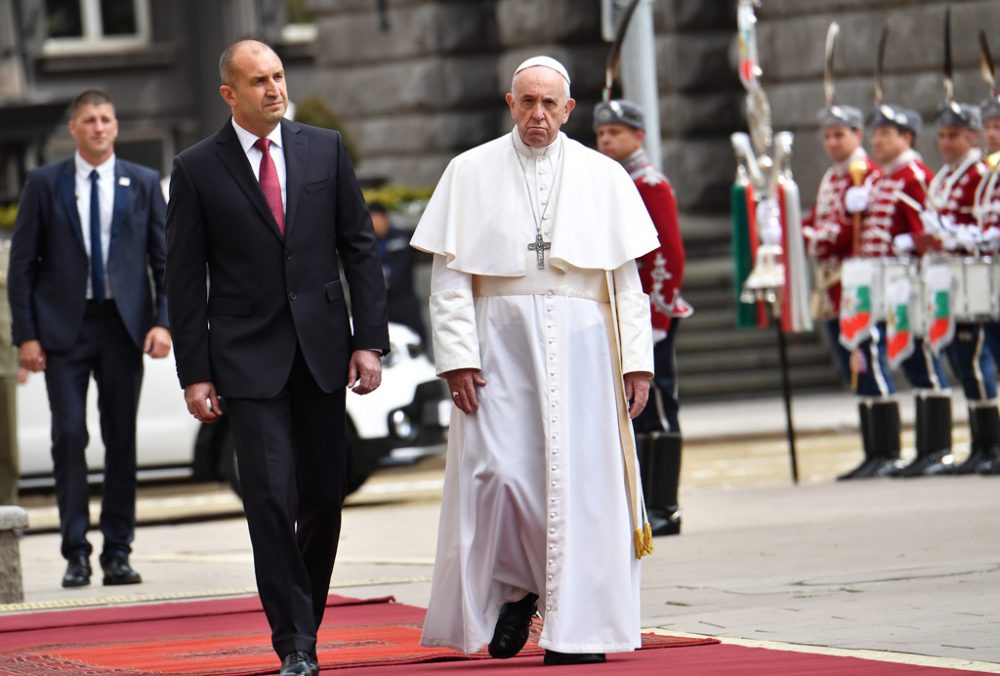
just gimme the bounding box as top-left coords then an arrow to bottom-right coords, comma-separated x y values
165,40 -> 388,676
9,90 -> 171,588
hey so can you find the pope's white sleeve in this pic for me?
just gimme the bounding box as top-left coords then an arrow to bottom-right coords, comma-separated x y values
613,259 -> 654,376
429,254 -> 481,375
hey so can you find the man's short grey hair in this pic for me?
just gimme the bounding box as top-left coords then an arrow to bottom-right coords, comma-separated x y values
511,68 -> 572,100
219,39 -> 275,85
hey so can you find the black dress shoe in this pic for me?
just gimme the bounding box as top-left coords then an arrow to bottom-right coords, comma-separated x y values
543,650 -> 606,665
62,555 -> 91,588
648,506 -> 681,536
280,650 -> 317,676
488,593 -> 538,659
101,556 -> 142,585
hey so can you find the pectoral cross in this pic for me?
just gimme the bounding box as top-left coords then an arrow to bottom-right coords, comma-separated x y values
528,232 -> 551,269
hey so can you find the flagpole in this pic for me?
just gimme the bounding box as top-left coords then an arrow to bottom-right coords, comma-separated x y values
773,305 -> 800,484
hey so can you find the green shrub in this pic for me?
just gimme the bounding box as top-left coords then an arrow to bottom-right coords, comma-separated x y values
0,204 -> 17,230
362,185 -> 434,215
294,96 -> 358,165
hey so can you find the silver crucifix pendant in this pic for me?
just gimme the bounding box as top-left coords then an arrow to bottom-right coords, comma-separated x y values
528,232 -> 551,269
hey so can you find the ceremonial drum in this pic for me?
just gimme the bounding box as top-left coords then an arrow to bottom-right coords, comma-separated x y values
840,257 -> 917,321
931,256 -> 1000,321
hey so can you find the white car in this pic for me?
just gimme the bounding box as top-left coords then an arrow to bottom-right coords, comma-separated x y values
18,323 -> 449,495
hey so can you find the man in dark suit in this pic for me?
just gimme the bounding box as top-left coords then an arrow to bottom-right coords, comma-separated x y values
165,40 -> 388,676
9,90 -> 171,588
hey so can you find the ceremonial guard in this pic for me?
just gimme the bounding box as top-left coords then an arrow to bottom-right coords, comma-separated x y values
922,103 -> 997,476
594,99 -> 691,537
803,106 -> 883,385
968,79 -> 1000,474
838,103 -> 951,479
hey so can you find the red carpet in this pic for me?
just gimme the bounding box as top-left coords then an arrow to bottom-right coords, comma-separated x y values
0,594 -> 712,674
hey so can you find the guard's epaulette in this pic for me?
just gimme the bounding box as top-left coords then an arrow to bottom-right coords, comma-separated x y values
640,166 -> 667,187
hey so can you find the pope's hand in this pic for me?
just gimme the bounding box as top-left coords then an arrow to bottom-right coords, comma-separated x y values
443,368 -> 487,415
844,186 -> 870,214
624,372 -> 651,419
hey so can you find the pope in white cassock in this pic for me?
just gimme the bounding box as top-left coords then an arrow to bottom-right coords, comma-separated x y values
410,56 -> 659,667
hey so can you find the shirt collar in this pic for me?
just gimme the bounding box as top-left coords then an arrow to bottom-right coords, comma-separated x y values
833,146 -> 868,173
232,117 -> 282,153
512,126 -> 562,159
947,148 -> 982,172
883,148 -> 919,175
74,151 -> 115,179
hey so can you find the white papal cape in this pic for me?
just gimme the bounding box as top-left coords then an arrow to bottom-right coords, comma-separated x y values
411,129 -> 658,654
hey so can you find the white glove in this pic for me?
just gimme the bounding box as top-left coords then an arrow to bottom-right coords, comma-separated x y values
756,198 -> 783,245
982,227 -> 1000,251
892,233 -> 915,255
919,210 -> 944,234
844,186 -> 870,214
955,225 -> 981,251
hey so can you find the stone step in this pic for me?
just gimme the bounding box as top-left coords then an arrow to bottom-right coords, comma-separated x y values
680,341 -> 833,376
680,364 -> 842,400
676,326 -> 819,353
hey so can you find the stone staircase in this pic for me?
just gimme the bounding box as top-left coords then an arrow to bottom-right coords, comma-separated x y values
676,216 -> 843,401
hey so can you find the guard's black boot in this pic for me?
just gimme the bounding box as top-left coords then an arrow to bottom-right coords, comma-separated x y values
959,405 -> 1000,474
899,394 -> 954,477
838,401 -> 879,480
866,400 -> 902,477
639,434 -> 682,536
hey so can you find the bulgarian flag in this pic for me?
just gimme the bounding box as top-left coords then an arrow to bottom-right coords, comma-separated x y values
731,180 -> 768,328
838,259 -> 875,350
884,278 -> 915,368
923,264 -> 956,354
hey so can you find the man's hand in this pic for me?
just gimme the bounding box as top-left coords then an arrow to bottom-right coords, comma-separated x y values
143,327 -> 172,358
185,381 -> 222,423
19,341 -> 46,372
347,349 -> 382,395
16,368 -> 29,385
443,368 -> 487,415
624,372 -> 651,419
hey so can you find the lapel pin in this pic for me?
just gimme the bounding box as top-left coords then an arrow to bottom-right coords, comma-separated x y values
118,176 -> 131,187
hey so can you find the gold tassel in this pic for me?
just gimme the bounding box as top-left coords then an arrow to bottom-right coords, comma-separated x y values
633,524 -> 655,559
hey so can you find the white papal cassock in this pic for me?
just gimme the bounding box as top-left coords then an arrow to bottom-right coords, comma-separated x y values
411,128 -> 658,654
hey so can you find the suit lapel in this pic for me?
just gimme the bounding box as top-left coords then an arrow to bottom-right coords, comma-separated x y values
282,120 -> 306,239
214,122 -> 284,241
57,161 -> 86,253
109,161 -> 131,256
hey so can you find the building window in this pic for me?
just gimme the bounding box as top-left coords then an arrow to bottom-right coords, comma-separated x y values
44,0 -> 150,53
281,0 -> 316,43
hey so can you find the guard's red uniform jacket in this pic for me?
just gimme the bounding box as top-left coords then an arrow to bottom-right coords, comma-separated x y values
928,149 -> 989,230
976,166 -> 1000,231
860,149 -> 934,257
803,149 -> 880,315
624,150 -> 691,331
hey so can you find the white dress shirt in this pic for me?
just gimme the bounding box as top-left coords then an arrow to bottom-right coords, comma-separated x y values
231,118 -> 286,214
74,151 -> 115,299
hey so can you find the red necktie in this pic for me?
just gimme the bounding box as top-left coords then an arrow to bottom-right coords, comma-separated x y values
254,137 -> 285,235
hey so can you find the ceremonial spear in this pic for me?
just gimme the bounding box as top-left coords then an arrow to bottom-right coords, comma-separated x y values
731,0 -> 812,483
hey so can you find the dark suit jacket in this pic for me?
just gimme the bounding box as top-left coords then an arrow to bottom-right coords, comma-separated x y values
165,119 -> 389,399
9,158 -> 168,351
